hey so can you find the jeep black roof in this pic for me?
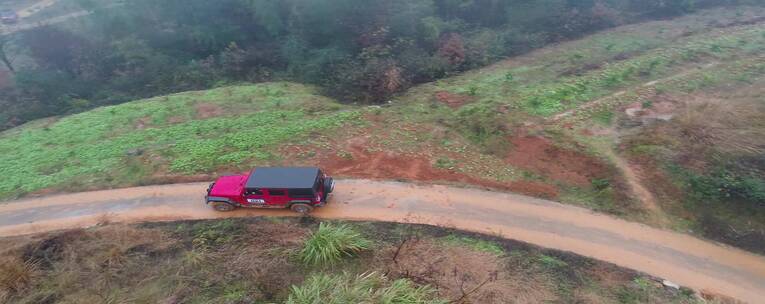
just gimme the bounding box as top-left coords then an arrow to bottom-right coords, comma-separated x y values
245,167 -> 321,190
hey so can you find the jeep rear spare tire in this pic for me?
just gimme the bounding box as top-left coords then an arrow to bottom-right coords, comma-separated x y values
324,177 -> 335,193
210,201 -> 235,212
290,203 -> 313,214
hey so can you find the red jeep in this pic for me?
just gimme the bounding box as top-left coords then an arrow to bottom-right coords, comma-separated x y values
205,167 -> 335,213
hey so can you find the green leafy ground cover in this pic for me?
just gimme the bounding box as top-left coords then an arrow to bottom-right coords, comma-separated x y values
0,82 -> 359,199
397,15 -> 765,118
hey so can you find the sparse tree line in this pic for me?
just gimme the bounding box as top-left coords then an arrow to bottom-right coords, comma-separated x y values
0,0 -> 759,129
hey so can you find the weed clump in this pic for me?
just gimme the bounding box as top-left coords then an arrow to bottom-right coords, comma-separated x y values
188,219 -> 247,249
299,223 -> 371,266
439,235 -> 504,256
286,272 -> 444,304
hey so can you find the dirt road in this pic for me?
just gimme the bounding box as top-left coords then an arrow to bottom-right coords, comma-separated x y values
1,180 -> 764,302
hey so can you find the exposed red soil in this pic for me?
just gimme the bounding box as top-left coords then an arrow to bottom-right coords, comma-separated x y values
505,181 -> 559,199
195,103 -> 224,119
324,149 -> 559,199
434,91 -> 474,108
506,135 -> 610,186
285,136 -> 559,199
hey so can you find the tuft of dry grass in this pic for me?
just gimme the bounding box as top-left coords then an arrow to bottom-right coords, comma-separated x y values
675,96 -> 765,157
0,257 -> 37,294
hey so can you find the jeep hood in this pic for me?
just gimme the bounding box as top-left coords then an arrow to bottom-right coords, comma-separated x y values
209,175 -> 247,197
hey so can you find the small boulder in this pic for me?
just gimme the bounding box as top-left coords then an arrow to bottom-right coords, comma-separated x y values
125,148 -> 144,157
662,280 -> 680,290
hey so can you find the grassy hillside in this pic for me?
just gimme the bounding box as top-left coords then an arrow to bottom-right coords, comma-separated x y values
323,6 -> 765,250
0,7 -> 763,252
0,219 -> 702,303
0,82 -> 359,199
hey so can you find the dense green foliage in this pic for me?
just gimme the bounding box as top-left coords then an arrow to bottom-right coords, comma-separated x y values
0,83 -> 357,199
299,222 -> 372,266
286,272 -> 444,304
684,167 -> 765,205
1,0 -> 751,129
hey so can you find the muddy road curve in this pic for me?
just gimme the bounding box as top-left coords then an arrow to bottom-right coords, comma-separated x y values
1,180 -> 764,302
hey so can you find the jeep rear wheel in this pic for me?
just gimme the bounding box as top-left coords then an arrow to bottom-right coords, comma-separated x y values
290,203 -> 313,214
210,201 -> 235,212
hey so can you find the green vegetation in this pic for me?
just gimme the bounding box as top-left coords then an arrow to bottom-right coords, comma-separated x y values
299,222 -> 372,266
184,219 -> 248,249
684,167 -> 765,204
433,158 -> 457,170
0,83 -> 358,199
439,235 -> 504,256
537,254 -> 569,268
592,109 -> 615,125
472,25 -> 764,116
286,272 -> 444,304
617,277 -> 696,304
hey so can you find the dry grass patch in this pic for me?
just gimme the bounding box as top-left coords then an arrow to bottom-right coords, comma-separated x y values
382,239 -> 556,304
674,95 -> 765,159
0,219 -> 707,303
0,257 -> 37,296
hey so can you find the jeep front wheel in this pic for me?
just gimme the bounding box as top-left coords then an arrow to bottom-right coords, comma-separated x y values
290,203 -> 313,214
210,201 -> 235,212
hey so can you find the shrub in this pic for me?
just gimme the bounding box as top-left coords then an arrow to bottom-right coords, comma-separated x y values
434,158 -> 457,170
592,178 -> 611,191
687,169 -> 765,205
452,100 -> 509,155
538,254 -> 568,268
286,272 -> 444,304
592,109 -> 614,125
299,223 -> 372,266
467,85 -> 479,96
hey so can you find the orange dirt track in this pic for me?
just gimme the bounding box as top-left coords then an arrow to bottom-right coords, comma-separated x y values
1,180 -> 764,303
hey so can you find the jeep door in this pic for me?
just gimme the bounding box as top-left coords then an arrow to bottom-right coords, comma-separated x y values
264,189 -> 290,207
244,189 -> 267,207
